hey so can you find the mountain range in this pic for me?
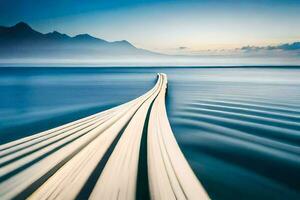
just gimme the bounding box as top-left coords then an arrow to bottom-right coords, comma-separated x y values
0,22 -> 299,65
0,22 -> 160,59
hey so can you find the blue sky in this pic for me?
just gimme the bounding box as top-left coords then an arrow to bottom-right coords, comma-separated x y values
1,0 -> 300,54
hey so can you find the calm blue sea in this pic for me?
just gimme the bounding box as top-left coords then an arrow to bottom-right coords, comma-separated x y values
0,67 -> 300,200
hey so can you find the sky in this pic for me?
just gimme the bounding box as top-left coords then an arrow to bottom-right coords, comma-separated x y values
1,0 -> 300,55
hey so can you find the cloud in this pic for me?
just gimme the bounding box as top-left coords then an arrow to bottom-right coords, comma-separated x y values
178,46 -> 188,50
241,42 -> 300,52
273,42 -> 300,50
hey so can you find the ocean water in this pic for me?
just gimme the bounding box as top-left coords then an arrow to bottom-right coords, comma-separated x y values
0,67 -> 300,200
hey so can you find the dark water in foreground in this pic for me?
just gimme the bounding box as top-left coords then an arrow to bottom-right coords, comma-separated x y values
0,67 -> 300,200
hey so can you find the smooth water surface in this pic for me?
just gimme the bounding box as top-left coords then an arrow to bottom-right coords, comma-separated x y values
0,67 -> 300,200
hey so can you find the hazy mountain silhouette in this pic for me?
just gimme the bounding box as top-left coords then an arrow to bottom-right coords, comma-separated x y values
1,22 -> 298,65
0,22 -> 160,59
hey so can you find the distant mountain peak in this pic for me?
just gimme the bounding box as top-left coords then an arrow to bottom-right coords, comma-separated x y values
118,40 -> 131,44
46,30 -> 69,38
13,22 -> 32,30
73,33 -> 107,43
15,21 -> 29,27
112,40 -> 135,48
74,33 -> 97,39
0,21 -> 160,58
47,31 -> 63,36
52,31 -> 60,34
0,21 -> 42,40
